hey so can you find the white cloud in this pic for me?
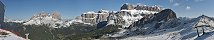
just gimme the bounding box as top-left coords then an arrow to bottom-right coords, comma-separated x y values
173,3 -> 180,6
186,6 -> 191,10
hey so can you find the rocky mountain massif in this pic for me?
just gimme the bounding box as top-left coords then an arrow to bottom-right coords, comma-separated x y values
105,8 -> 214,40
20,3 -> 163,28
3,3 -> 214,40
69,3 -> 162,28
23,11 -> 65,28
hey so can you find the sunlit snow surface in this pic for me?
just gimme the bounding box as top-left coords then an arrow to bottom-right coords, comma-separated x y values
0,29 -> 25,40
65,19 -> 92,26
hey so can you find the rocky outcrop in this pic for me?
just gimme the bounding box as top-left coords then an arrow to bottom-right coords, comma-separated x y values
51,11 -> 61,20
81,11 -> 98,24
70,3 -> 163,26
130,9 -> 177,27
80,10 -> 110,24
96,10 -> 109,23
74,4 -> 162,27
127,9 -> 177,34
112,11 -> 132,26
120,3 -> 134,10
24,11 -> 64,28
108,9 -> 179,38
96,13 -> 109,22
153,9 -> 177,21
30,11 -> 62,20
31,12 -> 49,20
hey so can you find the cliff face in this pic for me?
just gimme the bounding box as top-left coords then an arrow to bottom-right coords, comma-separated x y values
52,11 -> 61,20
81,13 -> 97,24
120,3 -> 134,10
76,4 -> 162,26
80,10 -> 109,24
130,9 -> 177,28
30,12 -> 49,20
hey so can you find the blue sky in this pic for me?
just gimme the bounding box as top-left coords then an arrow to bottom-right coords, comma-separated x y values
1,0 -> 214,20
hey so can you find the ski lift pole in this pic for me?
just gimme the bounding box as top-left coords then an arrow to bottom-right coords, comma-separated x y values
202,26 -> 205,35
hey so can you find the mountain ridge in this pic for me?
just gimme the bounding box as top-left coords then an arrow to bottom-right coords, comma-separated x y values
3,3 -> 214,40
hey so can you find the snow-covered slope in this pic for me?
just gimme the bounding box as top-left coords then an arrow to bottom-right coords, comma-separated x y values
121,15 -> 214,40
107,9 -> 214,40
65,19 -> 92,26
106,9 -> 159,29
0,29 -> 26,40
106,10 -> 157,36
108,9 -> 177,37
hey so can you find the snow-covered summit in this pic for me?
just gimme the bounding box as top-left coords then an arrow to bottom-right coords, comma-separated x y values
120,3 -> 162,12
195,15 -> 214,27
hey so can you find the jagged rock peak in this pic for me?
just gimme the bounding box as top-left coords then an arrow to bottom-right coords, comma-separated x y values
132,9 -> 177,25
128,9 -> 177,28
197,15 -> 210,19
196,15 -> 214,23
120,3 -> 162,11
30,11 -> 62,20
31,12 -> 49,19
120,3 -> 134,10
194,15 -> 214,27
51,11 -> 61,20
156,9 -> 177,19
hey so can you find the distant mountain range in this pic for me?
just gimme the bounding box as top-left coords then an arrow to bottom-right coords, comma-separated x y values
3,3 -> 214,40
